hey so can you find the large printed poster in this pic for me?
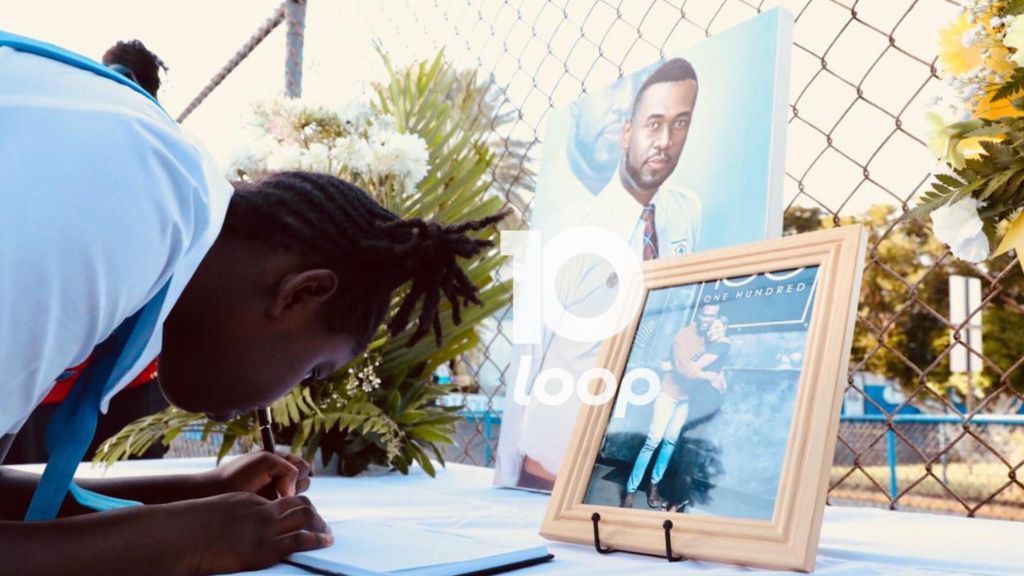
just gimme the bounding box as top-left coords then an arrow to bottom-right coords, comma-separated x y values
494,9 -> 793,491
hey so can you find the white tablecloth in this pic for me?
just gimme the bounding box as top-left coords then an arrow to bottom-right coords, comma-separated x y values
20,458 -> 1022,575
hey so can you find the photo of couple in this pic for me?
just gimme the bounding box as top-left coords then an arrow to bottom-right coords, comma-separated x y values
583,266 -> 820,521
622,302 -> 730,511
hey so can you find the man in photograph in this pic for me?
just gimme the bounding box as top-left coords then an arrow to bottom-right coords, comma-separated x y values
566,73 -> 643,196
622,303 -> 730,509
610,57 -> 702,259
509,58 -> 705,491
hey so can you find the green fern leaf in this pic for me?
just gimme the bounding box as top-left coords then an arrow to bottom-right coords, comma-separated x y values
993,68 -> 1024,103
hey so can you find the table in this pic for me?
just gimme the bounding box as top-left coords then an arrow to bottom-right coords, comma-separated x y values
22,458 -> 1024,575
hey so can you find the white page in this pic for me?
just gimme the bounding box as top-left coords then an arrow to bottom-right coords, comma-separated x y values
288,520 -> 548,575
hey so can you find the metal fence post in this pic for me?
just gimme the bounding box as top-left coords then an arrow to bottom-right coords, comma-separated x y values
887,427 -> 898,509
284,0 -> 306,98
176,2 -> 287,122
484,413 -> 493,465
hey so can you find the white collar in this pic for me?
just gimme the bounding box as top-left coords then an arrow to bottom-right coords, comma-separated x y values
595,167 -> 650,222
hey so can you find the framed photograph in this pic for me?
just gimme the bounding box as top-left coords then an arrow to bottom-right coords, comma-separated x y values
540,225 -> 867,572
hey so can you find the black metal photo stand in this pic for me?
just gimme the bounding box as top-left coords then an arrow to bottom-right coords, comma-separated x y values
591,512 -> 684,562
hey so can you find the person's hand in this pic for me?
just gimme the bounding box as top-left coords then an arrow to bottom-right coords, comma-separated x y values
659,360 -> 673,372
158,492 -> 333,575
710,373 -> 727,393
0,492 -> 332,576
201,451 -> 312,499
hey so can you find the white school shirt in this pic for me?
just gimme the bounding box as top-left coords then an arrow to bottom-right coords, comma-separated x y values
514,168 -> 701,476
0,47 -> 233,435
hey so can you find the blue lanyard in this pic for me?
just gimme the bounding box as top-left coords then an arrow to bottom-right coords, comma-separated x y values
0,29 -> 173,520
24,282 -> 171,521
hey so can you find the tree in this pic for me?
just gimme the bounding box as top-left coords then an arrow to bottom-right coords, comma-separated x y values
782,204 -> 1024,411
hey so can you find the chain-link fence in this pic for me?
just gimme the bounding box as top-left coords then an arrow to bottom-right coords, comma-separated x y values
171,0 -> 1024,520
833,415 -> 1024,518
362,0 -> 1024,520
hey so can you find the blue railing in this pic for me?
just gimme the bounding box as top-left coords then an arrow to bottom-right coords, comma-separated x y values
841,414 -> 1024,425
838,414 -> 1024,506
453,401 -> 1024,486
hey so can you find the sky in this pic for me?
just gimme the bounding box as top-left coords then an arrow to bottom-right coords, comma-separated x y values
2,1 -> 412,166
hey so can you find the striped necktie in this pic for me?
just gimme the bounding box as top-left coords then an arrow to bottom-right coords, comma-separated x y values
641,203 -> 659,261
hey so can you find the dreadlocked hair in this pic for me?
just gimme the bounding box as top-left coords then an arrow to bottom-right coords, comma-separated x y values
224,171 -> 508,352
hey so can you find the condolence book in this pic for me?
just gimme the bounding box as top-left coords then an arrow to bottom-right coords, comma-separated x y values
285,520 -> 553,576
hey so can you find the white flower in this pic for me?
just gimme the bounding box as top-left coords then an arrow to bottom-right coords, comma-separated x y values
331,136 -> 374,174
259,98 -> 303,143
370,114 -> 398,136
1003,15 -> 1024,66
369,131 -> 430,184
391,132 -> 430,183
250,135 -> 279,160
239,98 -> 429,187
301,142 -> 332,172
334,101 -> 373,130
931,197 -> 990,262
265,143 -> 305,171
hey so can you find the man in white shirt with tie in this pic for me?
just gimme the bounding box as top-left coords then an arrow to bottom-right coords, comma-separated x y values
507,58 -> 702,490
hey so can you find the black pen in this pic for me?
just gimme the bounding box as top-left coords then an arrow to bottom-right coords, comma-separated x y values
255,407 -> 280,500
256,406 -> 276,453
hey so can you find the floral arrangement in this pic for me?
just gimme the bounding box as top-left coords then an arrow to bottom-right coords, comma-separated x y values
97,50 -> 511,476
916,0 -> 1024,269
230,97 -> 429,206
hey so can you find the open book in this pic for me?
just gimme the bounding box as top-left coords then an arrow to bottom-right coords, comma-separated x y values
285,520 -> 553,576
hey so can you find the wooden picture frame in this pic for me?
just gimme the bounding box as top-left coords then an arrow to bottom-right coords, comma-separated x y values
540,225 -> 867,572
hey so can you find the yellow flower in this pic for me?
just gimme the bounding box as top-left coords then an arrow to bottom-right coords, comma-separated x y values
994,211 -> 1024,272
938,14 -> 1023,121
958,135 -> 989,160
939,15 -> 982,75
974,48 -> 1021,120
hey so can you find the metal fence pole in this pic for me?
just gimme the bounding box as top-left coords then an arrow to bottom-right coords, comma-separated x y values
175,2 -> 287,122
887,427 -> 898,509
284,0 -> 306,98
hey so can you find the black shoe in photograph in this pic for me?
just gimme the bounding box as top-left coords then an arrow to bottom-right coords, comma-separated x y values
647,483 -> 665,509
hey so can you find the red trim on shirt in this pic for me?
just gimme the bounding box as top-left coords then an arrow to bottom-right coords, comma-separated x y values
41,357 -> 159,405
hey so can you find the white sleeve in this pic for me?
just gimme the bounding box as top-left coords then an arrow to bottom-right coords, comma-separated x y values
0,96 -> 204,435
